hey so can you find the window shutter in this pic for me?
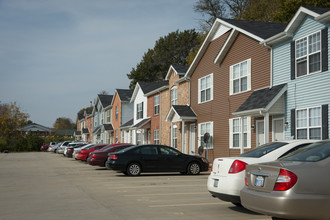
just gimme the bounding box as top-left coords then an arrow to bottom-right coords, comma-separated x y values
291,41 -> 295,80
291,109 -> 296,139
321,28 -> 328,72
210,73 -> 214,101
229,119 -> 233,148
247,116 -> 251,148
247,58 -> 251,91
198,78 -> 201,103
136,104 -> 138,119
229,66 -> 233,95
322,104 -> 329,140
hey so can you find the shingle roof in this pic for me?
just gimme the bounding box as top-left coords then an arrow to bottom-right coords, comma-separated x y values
132,118 -> 151,128
138,81 -> 169,94
304,6 -> 330,14
235,84 -> 287,113
117,89 -> 133,102
98,94 -> 113,108
172,64 -> 189,76
75,131 -> 82,135
172,105 -> 197,118
222,18 -> 287,39
120,119 -> 133,129
103,124 -> 114,131
77,113 -> 84,120
82,128 -> 89,134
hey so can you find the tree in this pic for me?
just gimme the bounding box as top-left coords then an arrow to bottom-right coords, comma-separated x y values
77,106 -> 93,115
0,102 -> 29,145
127,29 -> 200,89
53,117 -> 75,130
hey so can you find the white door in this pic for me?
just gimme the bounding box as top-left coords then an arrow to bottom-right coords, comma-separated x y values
189,124 -> 196,155
273,119 -> 284,141
257,121 -> 265,147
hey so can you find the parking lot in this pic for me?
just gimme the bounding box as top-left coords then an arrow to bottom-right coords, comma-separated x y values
0,152 -> 270,220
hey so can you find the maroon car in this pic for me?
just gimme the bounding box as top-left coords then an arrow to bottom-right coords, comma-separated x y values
40,143 -> 49,152
77,144 -> 107,161
87,143 -> 134,167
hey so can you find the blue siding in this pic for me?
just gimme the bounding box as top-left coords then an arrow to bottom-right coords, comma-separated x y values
272,16 -> 330,140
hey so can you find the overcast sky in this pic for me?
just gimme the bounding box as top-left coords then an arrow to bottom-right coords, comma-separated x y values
0,0 -> 203,128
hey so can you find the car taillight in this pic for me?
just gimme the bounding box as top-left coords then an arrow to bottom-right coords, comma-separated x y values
110,155 -> 117,160
273,169 -> 297,191
228,160 -> 248,174
245,170 -> 248,186
91,154 -> 97,158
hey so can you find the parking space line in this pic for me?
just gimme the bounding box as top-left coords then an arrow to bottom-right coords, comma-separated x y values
124,192 -> 206,197
149,202 -> 226,208
111,184 -> 205,189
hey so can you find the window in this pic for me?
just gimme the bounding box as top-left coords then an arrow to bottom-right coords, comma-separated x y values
296,107 -> 321,140
115,130 -> 118,143
230,59 -> 251,95
136,102 -> 143,119
107,110 -> 111,123
121,131 -> 124,143
198,122 -> 214,149
136,132 -> 142,145
172,125 -> 177,148
115,106 -> 119,120
229,117 -> 251,149
101,113 -> 104,124
296,31 -> 321,77
171,87 -> 177,105
154,130 -> 159,144
154,95 -> 160,115
159,146 -> 179,156
198,74 -> 213,103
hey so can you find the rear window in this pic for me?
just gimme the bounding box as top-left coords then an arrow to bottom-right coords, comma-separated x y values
240,142 -> 288,158
281,142 -> 330,162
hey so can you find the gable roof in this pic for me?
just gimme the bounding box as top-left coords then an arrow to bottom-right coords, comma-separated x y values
117,89 -> 133,102
234,84 -> 287,116
77,113 -> 84,121
98,94 -> 113,108
119,118 -> 133,129
132,118 -> 151,129
165,64 -> 189,80
185,18 -> 285,78
263,6 -> 330,46
131,81 -> 169,101
103,124 -> 114,131
19,123 -> 52,132
166,105 -> 197,122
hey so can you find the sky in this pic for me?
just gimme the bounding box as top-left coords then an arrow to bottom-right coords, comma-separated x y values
0,0 -> 203,128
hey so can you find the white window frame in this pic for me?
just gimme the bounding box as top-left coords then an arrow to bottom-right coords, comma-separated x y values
198,73 -> 213,104
154,95 -> 160,115
137,102 -> 143,119
121,130 -> 125,143
171,87 -> 178,106
115,130 -> 118,143
115,106 -> 119,120
106,110 -> 111,123
154,130 -> 160,144
295,31 -> 321,78
171,125 -> 178,148
296,106 -> 322,140
230,59 -> 251,95
198,121 -> 214,149
229,117 -> 251,149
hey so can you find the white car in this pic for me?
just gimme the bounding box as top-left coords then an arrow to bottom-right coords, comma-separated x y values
63,142 -> 87,156
73,144 -> 94,159
207,140 -> 316,206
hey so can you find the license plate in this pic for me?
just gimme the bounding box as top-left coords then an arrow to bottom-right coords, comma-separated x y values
255,176 -> 265,187
213,179 -> 219,188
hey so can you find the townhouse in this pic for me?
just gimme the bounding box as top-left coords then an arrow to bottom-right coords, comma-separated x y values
262,6 -> 329,141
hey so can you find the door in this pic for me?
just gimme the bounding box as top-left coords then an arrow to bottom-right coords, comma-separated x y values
157,146 -> 186,171
256,121 -> 265,147
189,124 -> 196,155
273,119 -> 284,141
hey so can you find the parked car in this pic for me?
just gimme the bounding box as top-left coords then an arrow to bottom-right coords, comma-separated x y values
49,142 -> 62,153
66,144 -> 87,158
64,142 -> 86,156
46,142 -> 57,152
241,140 -> 330,220
73,144 -> 94,159
77,144 -> 107,161
106,144 -> 209,176
87,143 -> 134,167
40,143 -> 49,152
207,140 -> 315,206
56,141 -> 72,154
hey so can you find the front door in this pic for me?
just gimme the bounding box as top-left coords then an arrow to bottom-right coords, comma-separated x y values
273,119 -> 284,141
189,124 -> 196,155
256,121 -> 265,147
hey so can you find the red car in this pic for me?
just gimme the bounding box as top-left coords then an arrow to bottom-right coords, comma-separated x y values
40,143 -> 49,152
77,144 -> 107,161
87,143 -> 134,167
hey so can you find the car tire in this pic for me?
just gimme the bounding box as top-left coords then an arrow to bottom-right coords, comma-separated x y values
127,163 -> 141,176
232,202 -> 242,207
187,162 -> 201,175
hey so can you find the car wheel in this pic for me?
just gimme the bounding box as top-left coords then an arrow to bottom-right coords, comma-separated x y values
187,162 -> 201,175
127,163 -> 141,176
231,202 -> 242,207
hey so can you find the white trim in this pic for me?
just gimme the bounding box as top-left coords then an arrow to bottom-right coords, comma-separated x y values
272,118 -> 284,141
229,59 -> 251,96
198,73 -> 213,104
256,120 -> 264,147
214,29 -> 239,65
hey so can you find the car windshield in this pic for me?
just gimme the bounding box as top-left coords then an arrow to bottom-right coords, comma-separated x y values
240,142 -> 288,158
281,141 -> 330,162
